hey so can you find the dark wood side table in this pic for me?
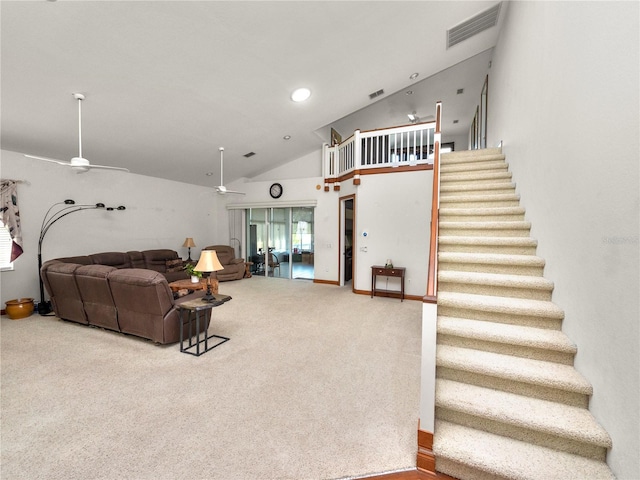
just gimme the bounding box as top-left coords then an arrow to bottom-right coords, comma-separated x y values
176,294 -> 232,356
371,265 -> 406,302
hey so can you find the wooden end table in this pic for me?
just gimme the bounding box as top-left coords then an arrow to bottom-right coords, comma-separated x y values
244,262 -> 254,278
169,278 -> 219,294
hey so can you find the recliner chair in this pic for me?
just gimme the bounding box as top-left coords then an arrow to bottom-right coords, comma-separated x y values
203,245 -> 245,281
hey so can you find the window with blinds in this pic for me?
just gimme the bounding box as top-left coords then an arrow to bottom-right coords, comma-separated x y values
0,221 -> 14,271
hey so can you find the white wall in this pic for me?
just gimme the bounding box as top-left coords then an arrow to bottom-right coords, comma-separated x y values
488,2 -> 639,478
226,155 -> 432,296
0,149 -> 219,306
344,171 -> 431,297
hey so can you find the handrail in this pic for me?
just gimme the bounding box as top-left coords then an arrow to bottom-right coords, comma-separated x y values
425,102 -> 442,303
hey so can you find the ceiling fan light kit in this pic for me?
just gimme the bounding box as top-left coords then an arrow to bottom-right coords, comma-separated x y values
24,93 -> 129,174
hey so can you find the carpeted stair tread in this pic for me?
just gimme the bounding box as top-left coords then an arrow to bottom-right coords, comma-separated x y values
438,270 -> 553,292
441,171 -> 513,183
439,226 -> 531,239
439,193 -> 521,208
433,420 -> 615,480
439,220 -> 531,231
437,291 -> 564,320
440,182 -> 516,194
436,379 -> 611,448
441,149 -> 504,164
437,316 -> 576,354
438,236 -> 537,248
438,252 -> 545,268
436,345 -> 592,395
440,206 -> 526,216
440,160 -> 508,174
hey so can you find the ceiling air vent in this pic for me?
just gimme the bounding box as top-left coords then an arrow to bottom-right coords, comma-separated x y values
243,152 -> 256,158
369,89 -> 384,100
447,2 -> 501,49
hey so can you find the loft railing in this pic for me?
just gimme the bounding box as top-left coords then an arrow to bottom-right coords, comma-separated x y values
322,118 -> 438,183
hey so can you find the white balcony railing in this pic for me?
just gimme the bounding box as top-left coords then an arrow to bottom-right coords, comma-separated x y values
323,121 -> 436,181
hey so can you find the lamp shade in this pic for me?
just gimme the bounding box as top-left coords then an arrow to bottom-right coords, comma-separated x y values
182,237 -> 196,248
194,250 -> 224,273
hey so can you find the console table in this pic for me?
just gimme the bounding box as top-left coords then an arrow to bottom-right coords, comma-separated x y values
176,293 -> 232,356
371,265 -> 406,302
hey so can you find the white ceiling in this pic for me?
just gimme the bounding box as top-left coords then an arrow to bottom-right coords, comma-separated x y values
1,1 -> 503,188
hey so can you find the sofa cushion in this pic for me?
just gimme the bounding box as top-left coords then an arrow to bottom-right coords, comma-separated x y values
75,264 -> 119,331
54,255 -> 92,265
108,269 -> 175,342
166,258 -> 184,273
142,249 -> 180,273
44,262 -> 88,324
127,251 -> 145,269
90,252 -> 132,269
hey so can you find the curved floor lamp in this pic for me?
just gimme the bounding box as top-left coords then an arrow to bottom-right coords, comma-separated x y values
38,199 -> 126,315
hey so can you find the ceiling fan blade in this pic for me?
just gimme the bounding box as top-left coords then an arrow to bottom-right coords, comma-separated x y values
24,154 -> 71,166
87,164 -> 130,173
216,185 -> 245,195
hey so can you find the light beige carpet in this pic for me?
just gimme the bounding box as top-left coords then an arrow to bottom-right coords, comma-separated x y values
1,277 -> 422,480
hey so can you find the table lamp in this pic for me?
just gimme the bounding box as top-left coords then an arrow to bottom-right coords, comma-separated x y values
194,250 -> 224,302
182,237 -> 196,261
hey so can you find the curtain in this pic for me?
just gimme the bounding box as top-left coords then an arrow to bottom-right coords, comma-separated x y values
0,180 -> 23,262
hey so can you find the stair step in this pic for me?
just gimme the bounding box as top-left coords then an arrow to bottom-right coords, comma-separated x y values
439,192 -> 521,208
436,345 -> 592,407
438,236 -> 538,255
440,160 -> 508,174
437,291 -> 564,329
433,420 -> 615,480
436,379 -> 611,460
441,171 -> 513,185
440,206 -> 526,222
439,221 -> 531,238
437,316 -> 576,364
438,252 -> 544,277
440,182 -> 516,195
441,148 -> 503,164
438,270 -> 553,300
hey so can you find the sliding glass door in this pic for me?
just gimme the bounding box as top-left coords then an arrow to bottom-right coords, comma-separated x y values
245,206 -> 314,280
291,207 -> 314,280
269,208 -> 291,279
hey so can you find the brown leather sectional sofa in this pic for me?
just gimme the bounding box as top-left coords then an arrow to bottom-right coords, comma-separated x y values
40,249 -> 208,344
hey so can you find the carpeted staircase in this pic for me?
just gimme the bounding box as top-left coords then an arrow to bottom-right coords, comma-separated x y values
432,148 -> 615,480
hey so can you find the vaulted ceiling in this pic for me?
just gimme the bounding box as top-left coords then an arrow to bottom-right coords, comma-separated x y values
1,1 -> 504,187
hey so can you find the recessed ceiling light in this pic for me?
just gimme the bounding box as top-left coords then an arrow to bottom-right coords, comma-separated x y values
291,88 -> 311,102
283,135 -> 291,140
406,90 -> 413,95
410,73 -> 419,80
206,172 -> 214,176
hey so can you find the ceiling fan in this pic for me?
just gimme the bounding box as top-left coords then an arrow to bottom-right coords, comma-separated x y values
24,93 -> 130,174
215,147 -> 245,195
